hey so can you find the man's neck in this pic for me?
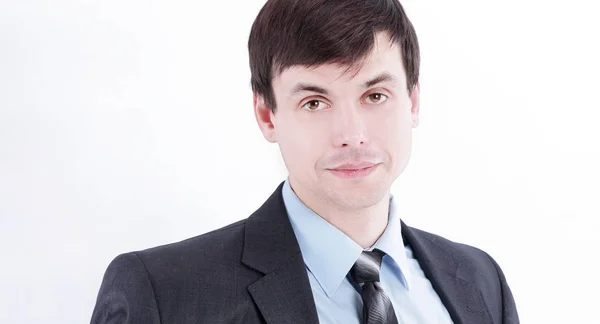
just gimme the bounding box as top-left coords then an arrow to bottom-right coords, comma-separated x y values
289,180 -> 391,249
320,200 -> 390,249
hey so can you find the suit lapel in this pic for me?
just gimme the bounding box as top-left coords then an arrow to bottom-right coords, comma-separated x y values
401,221 -> 495,324
242,182 -> 319,324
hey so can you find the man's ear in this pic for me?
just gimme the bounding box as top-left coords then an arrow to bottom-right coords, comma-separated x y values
410,82 -> 420,128
253,93 -> 278,143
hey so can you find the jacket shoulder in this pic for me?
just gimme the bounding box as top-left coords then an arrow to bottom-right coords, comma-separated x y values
130,218 -> 260,288
406,225 -> 520,322
136,218 -> 247,265
92,219 -> 264,323
407,225 -> 500,276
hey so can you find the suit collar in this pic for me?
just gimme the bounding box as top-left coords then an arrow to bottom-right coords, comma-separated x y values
242,181 -> 319,324
242,181 -> 301,274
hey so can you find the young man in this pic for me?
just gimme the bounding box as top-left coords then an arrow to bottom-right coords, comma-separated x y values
91,0 -> 519,323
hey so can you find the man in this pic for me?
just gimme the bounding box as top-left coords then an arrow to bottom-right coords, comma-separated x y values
91,0 -> 519,323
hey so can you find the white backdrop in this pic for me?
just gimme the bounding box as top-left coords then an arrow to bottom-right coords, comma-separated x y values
1,0 -> 599,323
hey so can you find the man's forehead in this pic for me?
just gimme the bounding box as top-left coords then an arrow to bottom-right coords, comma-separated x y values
274,58 -> 405,91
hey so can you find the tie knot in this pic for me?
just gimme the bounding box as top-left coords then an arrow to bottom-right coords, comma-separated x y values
350,249 -> 385,285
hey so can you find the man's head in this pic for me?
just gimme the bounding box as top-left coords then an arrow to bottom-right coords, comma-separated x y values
249,0 -> 420,212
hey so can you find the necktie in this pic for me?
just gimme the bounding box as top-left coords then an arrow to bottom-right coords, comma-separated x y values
350,249 -> 399,324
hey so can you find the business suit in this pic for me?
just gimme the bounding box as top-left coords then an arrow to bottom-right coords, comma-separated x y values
91,182 -> 519,324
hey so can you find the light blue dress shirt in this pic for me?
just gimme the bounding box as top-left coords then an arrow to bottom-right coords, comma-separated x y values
281,179 -> 454,324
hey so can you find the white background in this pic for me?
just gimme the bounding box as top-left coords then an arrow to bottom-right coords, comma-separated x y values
1,0 -> 599,323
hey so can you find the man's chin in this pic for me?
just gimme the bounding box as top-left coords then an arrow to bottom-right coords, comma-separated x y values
326,184 -> 389,208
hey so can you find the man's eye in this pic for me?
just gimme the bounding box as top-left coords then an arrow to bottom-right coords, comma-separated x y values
302,100 -> 325,111
365,93 -> 388,104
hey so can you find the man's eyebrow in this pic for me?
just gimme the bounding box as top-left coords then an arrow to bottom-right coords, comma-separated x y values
363,72 -> 397,88
288,72 -> 397,98
289,84 -> 329,97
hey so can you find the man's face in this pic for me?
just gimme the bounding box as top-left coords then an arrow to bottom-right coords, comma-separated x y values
254,32 -> 420,211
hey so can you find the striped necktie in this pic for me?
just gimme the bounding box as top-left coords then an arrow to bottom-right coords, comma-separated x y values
350,249 -> 399,324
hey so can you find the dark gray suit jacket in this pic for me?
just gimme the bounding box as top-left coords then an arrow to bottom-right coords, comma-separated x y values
91,182 -> 519,324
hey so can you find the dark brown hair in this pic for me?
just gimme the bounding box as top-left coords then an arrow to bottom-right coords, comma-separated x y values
248,0 -> 420,112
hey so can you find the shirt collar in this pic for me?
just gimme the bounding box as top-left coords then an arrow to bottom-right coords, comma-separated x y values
368,194 -> 412,290
282,179 -> 412,298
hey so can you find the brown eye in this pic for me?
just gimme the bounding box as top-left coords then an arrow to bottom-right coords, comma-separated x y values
365,93 -> 388,104
302,100 -> 325,111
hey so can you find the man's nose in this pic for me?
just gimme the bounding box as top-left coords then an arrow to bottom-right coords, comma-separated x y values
331,104 -> 369,148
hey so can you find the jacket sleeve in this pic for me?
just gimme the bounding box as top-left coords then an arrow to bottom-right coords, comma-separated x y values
486,253 -> 520,324
90,252 -> 161,324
